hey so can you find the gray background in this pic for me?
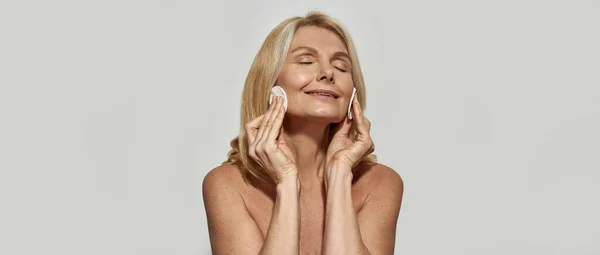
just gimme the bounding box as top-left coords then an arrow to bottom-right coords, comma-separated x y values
1,0 -> 599,254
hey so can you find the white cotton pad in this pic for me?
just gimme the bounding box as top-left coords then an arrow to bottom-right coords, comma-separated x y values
268,85 -> 288,112
348,87 -> 356,119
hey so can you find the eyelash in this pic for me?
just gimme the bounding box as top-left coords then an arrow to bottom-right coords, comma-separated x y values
299,62 -> 347,72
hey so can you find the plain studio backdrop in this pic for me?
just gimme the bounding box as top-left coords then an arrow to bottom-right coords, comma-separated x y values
1,0 -> 599,254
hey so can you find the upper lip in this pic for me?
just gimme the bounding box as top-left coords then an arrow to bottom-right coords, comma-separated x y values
304,89 -> 340,98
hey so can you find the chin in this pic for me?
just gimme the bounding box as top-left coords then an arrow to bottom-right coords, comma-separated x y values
297,111 -> 345,123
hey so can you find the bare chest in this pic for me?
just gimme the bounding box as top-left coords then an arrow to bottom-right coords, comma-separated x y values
242,184 -> 367,255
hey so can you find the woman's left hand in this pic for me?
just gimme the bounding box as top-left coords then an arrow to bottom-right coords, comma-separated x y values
326,95 -> 375,172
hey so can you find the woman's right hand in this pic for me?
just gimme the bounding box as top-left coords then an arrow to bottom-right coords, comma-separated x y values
246,96 -> 297,184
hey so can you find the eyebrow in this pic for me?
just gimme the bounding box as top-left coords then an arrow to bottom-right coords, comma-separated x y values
290,46 -> 351,61
290,46 -> 318,54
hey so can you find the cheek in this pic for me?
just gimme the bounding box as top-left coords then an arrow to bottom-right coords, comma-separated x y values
337,76 -> 354,93
297,72 -> 314,85
279,67 -> 315,88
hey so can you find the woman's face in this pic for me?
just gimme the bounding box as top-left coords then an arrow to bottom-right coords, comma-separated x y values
276,26 -> 354,123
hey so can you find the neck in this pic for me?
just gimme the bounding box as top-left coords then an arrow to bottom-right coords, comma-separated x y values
282,117 -> 331,186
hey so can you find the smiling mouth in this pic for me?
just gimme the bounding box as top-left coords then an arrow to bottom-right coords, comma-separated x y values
305,92 -> 339,99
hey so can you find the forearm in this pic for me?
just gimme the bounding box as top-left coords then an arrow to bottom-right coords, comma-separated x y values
322,165 -> 370,255
259,175 -> 300,255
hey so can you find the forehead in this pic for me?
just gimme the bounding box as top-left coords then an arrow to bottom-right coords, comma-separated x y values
289,26 -> 348,53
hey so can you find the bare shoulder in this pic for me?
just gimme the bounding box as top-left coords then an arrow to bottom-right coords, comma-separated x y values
202,163 -> 265,253
354,162 -> 404,199
202,163 -> 246,199
354,164 -> 404,254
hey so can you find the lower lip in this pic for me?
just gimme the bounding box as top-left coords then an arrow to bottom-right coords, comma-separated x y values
306,93 -> 337,100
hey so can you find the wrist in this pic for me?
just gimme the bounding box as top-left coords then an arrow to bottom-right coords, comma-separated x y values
276,174 -> 300,193
325,163 -> 353,182
326,155 -> 354,169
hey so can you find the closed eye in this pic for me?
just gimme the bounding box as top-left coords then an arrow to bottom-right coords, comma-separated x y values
298,61 -> 347,72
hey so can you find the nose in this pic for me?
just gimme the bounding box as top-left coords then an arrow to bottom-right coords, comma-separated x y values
316,63 -> 334,84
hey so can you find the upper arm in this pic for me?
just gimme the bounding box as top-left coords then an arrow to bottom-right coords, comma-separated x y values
357,165 -> 404,255
202,165 -> 264,255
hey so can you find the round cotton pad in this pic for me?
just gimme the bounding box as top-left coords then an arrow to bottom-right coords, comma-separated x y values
269,85 -> 288,112
348,87 -> 356,119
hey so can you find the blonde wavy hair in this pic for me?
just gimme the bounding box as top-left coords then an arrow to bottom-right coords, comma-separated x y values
223,11 -> 376,185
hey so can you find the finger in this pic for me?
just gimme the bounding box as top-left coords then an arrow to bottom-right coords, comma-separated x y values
352,97 -> 371,137
277,125 -> 294,162
256,96 -> 279,144
352,94 -> 364,120
255,97 -> 281,171
276,123 -> 285,143
245,115 -> 265,145
333,114 -> 352,137
267,97 -> 286,142
262,96 -> 283,144
247,116 -> 264,165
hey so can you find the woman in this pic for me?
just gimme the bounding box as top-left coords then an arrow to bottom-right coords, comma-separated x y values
203,11 -> 404,255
